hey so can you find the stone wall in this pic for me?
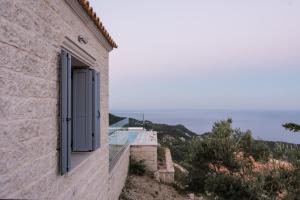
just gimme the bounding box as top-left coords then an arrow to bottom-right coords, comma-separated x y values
0,0 -> 111,199
158,148 -> 175,184
108,146 -> 130,200
130,145 -> 158,172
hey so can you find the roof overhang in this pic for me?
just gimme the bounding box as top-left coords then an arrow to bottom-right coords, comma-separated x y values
65,0 -> 118,51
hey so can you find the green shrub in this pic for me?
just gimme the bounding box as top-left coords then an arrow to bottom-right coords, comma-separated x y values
188,119 -> 242,192
204,173 -> 257,200
129,159 -> 146,176
154,118 -> 300,199
174,165 -> 189,191
119,192 -> 131,200
187,119 -> 294,199
238,130 -> 270,162
251,141 -> 270,162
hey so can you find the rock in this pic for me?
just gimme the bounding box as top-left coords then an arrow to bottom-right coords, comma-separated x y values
188,193 -> 195,200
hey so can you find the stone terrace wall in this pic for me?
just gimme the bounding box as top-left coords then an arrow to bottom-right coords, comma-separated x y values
158,148 -> 175,184
130,145 -> 158,172
0,0 -> 110,199
108,146 -> 130,200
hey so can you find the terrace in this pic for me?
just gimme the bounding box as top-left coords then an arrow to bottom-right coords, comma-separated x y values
108,115 -> 158,172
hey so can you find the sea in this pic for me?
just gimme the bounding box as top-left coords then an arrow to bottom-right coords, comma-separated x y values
111,109 -> 300,144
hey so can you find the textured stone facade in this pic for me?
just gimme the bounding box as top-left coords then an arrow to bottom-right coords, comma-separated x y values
0,0 -> 114,199
108,146 -> 130,200
158,148 -> 175,184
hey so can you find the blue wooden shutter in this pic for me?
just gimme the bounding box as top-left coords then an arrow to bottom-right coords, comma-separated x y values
72,69 -> 93,151
60,50 -> 71,175
92,71 -> 101,150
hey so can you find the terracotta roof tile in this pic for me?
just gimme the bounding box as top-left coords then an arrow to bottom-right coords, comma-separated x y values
78,0 -> 118,48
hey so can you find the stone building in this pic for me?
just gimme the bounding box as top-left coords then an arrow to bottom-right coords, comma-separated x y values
0,0 -> 127,199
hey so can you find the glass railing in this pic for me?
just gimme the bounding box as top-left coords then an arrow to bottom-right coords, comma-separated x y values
108,113 -> 145,171
110,112 -> 145,128
109,131 -> 129,170
109,118 -> 129,135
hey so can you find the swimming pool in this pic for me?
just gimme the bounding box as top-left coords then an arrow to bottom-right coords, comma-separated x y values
109,131 -> 138,145
128,132 -> 138,143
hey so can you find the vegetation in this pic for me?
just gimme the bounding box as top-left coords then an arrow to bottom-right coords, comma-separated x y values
128,118 -> 198,163
152,118 -> 300,199
109,113 -> 126,125
128,118 -> 198,139
129,158 -> 146,176
283,123 -> 300,132
114,113 -> 300,199
173,165 -> 189,192
189,120 -> 300,199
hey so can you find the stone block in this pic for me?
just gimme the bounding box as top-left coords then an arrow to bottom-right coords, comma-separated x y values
0,67 -> 58,98
0,43 -> 59,81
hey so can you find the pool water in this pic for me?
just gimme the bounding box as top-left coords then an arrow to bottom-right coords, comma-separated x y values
109,131 -> 138,145
128,132 -> 138,143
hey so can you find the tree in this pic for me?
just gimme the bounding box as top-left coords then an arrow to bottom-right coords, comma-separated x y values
188,119 -> 242,192
282,123 -> 300,132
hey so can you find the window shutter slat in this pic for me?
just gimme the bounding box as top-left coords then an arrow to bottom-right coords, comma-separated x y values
93,71 -> 101,150
60,50 -> 71,175
72,69 -> 93,151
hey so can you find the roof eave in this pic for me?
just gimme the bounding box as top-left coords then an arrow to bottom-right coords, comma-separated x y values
78,0 -> 118,49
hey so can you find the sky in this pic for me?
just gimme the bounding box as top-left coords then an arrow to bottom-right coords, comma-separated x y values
89,0 -> 300,110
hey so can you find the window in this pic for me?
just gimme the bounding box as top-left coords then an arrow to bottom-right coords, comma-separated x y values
60,49 -> 101,175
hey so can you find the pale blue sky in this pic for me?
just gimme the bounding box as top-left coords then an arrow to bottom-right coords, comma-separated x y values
90,0 -> 300,110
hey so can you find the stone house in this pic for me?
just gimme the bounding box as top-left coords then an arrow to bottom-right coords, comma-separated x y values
0,0 -> 130,199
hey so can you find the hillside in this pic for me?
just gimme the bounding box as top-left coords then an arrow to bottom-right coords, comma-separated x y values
143,120 -> 198,139
109,114 -> 300,163
109,113 -> 198,139
120,175 -> 204,200
109,113 -> 126,125
111,114 -> 300,199
136,118 -> 300,164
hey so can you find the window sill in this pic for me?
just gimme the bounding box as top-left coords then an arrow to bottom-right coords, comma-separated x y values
70,151 -> 94,170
